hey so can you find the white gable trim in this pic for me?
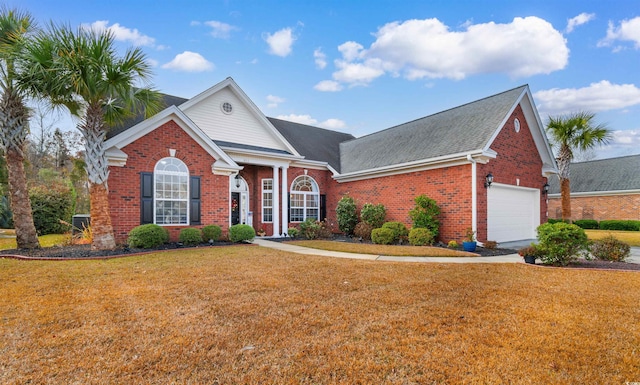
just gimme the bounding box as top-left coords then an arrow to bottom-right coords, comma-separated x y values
548,189 -> 640,198
483,86 -> 557,178
179,77 -> 301,157
104,105 -> 240,174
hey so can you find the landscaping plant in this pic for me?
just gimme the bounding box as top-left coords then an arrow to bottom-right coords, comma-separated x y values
335,196 -> 358,235
202,225 -> 222,242
127,224 -> 169,249
29,184 -> 75,235
228,224 -> 255,242
360,203 -> 386,228
589,235 -> 630,262
371,227 -> 395,245
179,228 -> 203,246
408,227 -> 434,246
287,227 -> 299,238
408,194 -> 440,238
536,222 -> 589,266
353,222 -> 373,240
382,221 -> 409,243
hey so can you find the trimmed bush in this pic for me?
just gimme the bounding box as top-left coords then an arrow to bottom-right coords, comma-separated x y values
229,224 -> 255,242
29,184 -> 75,235
354,222 -> 374,240
287,227 -> 299,238
536,222 -> 589,266
408,228 -> 434,246
547,218 -> 570,224
179,227 -> 203,245
409,195 -> 440,238
599,220 -> 640,231
371,227 -> 395,245
128,224 -> 169,249
382,221 -> 409,243
573,219 -> 599,230
589,236 -> 630,262
202,225 -> 222,242
360,203 -> 386,228
336,196 -> 358,235
300,218 -> 322,239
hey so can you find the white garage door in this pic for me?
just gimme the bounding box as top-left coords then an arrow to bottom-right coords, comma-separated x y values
487,184 -> 540,243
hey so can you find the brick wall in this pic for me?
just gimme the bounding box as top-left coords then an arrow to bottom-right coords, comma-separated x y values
548,194 -> 640,221
108,120 -> 230,243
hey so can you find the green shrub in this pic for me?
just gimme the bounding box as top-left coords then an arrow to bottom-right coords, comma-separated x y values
29,184 -> 75,235
547,218 -> 570,224
408,228 -> 434,246
536,222 -> 589,266
228,224 -> 255,242
0,195 -> 12,229
447,240 -> 459,249
353,221 -> 374,240
360,203 -> 386,228
336,196 -> 358,235
408,195 -> 440,238
484,240 -> 498,249
599,220 -> 640,231
573,219 -> 599,230
202,225 -> 222,242
128,224 -> 169,248
371,227 -> 395,245
179,227 -> 203,245
589,236 -> 630,262
300,218 -> 322,239
287,227 -> 299,238
382,221 -> 409,243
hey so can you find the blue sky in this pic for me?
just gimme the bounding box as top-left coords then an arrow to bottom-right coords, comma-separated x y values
14,0 -> 640,160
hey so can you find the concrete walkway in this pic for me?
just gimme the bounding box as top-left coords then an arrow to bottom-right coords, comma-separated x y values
252,238 -> 640,265
252,238 -> 523,263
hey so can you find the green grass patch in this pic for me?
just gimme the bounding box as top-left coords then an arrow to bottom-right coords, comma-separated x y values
0,233 -> 69,250
585,229 -> 640,247
289,240 -> 477,257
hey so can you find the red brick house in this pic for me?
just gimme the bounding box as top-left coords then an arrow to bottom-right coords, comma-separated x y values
104,77 -> 556,244
547,155 -> 640,221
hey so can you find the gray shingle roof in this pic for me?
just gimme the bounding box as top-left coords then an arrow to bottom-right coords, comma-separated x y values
268,117 -> 355,172
106,93 -> 188,139
339,85 -> 528,174
548,154 -> 640,193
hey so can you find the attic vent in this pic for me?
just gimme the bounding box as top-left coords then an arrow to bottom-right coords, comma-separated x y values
221,102 -> 233,114
514,118 -> 521,133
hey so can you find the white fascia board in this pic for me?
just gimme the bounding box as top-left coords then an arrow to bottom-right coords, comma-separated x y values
104,105 -> 240,171
105,147 -> 128,167
333,150 -> 494,182
179,77 -> 301,157
290,158 -> 333,171
548,190 -> 640,198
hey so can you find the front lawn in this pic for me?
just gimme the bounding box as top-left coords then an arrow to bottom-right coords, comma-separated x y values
1,246 -> 639,383
586,229 -> 640,246
0,232 -> 68,250
289,239 -> 478,257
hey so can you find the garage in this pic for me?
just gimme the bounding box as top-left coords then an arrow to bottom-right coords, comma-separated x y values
487,183 -> 540,243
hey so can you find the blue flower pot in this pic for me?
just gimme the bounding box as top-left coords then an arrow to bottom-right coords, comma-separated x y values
462,241 -> 477,252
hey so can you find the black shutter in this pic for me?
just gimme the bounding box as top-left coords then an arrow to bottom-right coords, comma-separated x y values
190,176 -> 201,225
140,172 -> 153,224
320,194 -> 326,221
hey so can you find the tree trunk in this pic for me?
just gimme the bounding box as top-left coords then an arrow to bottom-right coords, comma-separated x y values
560,177 -> 572,221
5,147 -> 40,249
89,182 -> 116,250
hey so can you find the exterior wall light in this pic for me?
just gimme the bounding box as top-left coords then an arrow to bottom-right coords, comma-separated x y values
235,173 -> 241,188
484,172 -> 493,188
542,182 -> 550,195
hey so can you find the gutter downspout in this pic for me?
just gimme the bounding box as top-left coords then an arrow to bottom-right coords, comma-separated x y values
466,154 -> 478,241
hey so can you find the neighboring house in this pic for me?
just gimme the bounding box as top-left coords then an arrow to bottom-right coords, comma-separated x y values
547,155 -> 640,221
104,77 -> 556,244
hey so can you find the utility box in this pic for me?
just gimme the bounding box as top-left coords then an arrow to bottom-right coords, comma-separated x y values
72,214 -> 90,236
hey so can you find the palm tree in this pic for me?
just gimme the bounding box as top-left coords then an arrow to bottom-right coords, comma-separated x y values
21,25 -> 161,250
0,8 -> 40,249
546,111 -> 611,220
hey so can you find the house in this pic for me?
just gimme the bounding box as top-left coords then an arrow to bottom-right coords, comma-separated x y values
104,77 -> 556,244
547,154 -> 640,221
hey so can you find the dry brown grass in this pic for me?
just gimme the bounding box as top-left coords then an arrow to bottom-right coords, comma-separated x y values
586,229 -> 640,246
1,246 -> 639,384
289,240 -> 478,257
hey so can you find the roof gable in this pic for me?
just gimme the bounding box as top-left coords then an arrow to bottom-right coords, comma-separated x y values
179,77 -> 300,156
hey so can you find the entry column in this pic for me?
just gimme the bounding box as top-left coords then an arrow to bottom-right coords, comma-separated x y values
281,165 -> 288,236
272,165 -> 280,236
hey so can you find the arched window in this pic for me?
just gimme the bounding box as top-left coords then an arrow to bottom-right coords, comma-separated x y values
290,175 -> 319,222
154,157 -> 189,225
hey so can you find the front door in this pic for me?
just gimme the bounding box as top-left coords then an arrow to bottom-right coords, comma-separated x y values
231,192 -> 241,225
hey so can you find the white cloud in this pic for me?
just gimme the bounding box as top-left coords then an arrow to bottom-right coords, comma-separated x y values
597,129 -> 640,159
161,51 -> 214,72
314,80 -> 343,92
266,94 -> 285,108
534,80 -> 640,117
329,16 -> 568,87
263,27 -> 296,57
204,21 -> 239,39
276,114 -> 346,130
566,13 -> 595,33
314,48 -> 327,69
598,16 -> 640,49
83,20 -> 155,46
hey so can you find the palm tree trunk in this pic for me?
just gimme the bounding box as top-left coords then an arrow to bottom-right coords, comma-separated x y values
82,103 -> 116,250
5,147 -> 40,248
560,177 -> 572,221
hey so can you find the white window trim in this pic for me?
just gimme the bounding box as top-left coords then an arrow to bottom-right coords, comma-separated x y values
289,175 -> 319,222
262,178 -> 273,223
154,157 -> 189,226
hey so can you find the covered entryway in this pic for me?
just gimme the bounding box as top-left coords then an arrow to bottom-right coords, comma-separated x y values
230,176 -> 251,226
487,183 -> 539,243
